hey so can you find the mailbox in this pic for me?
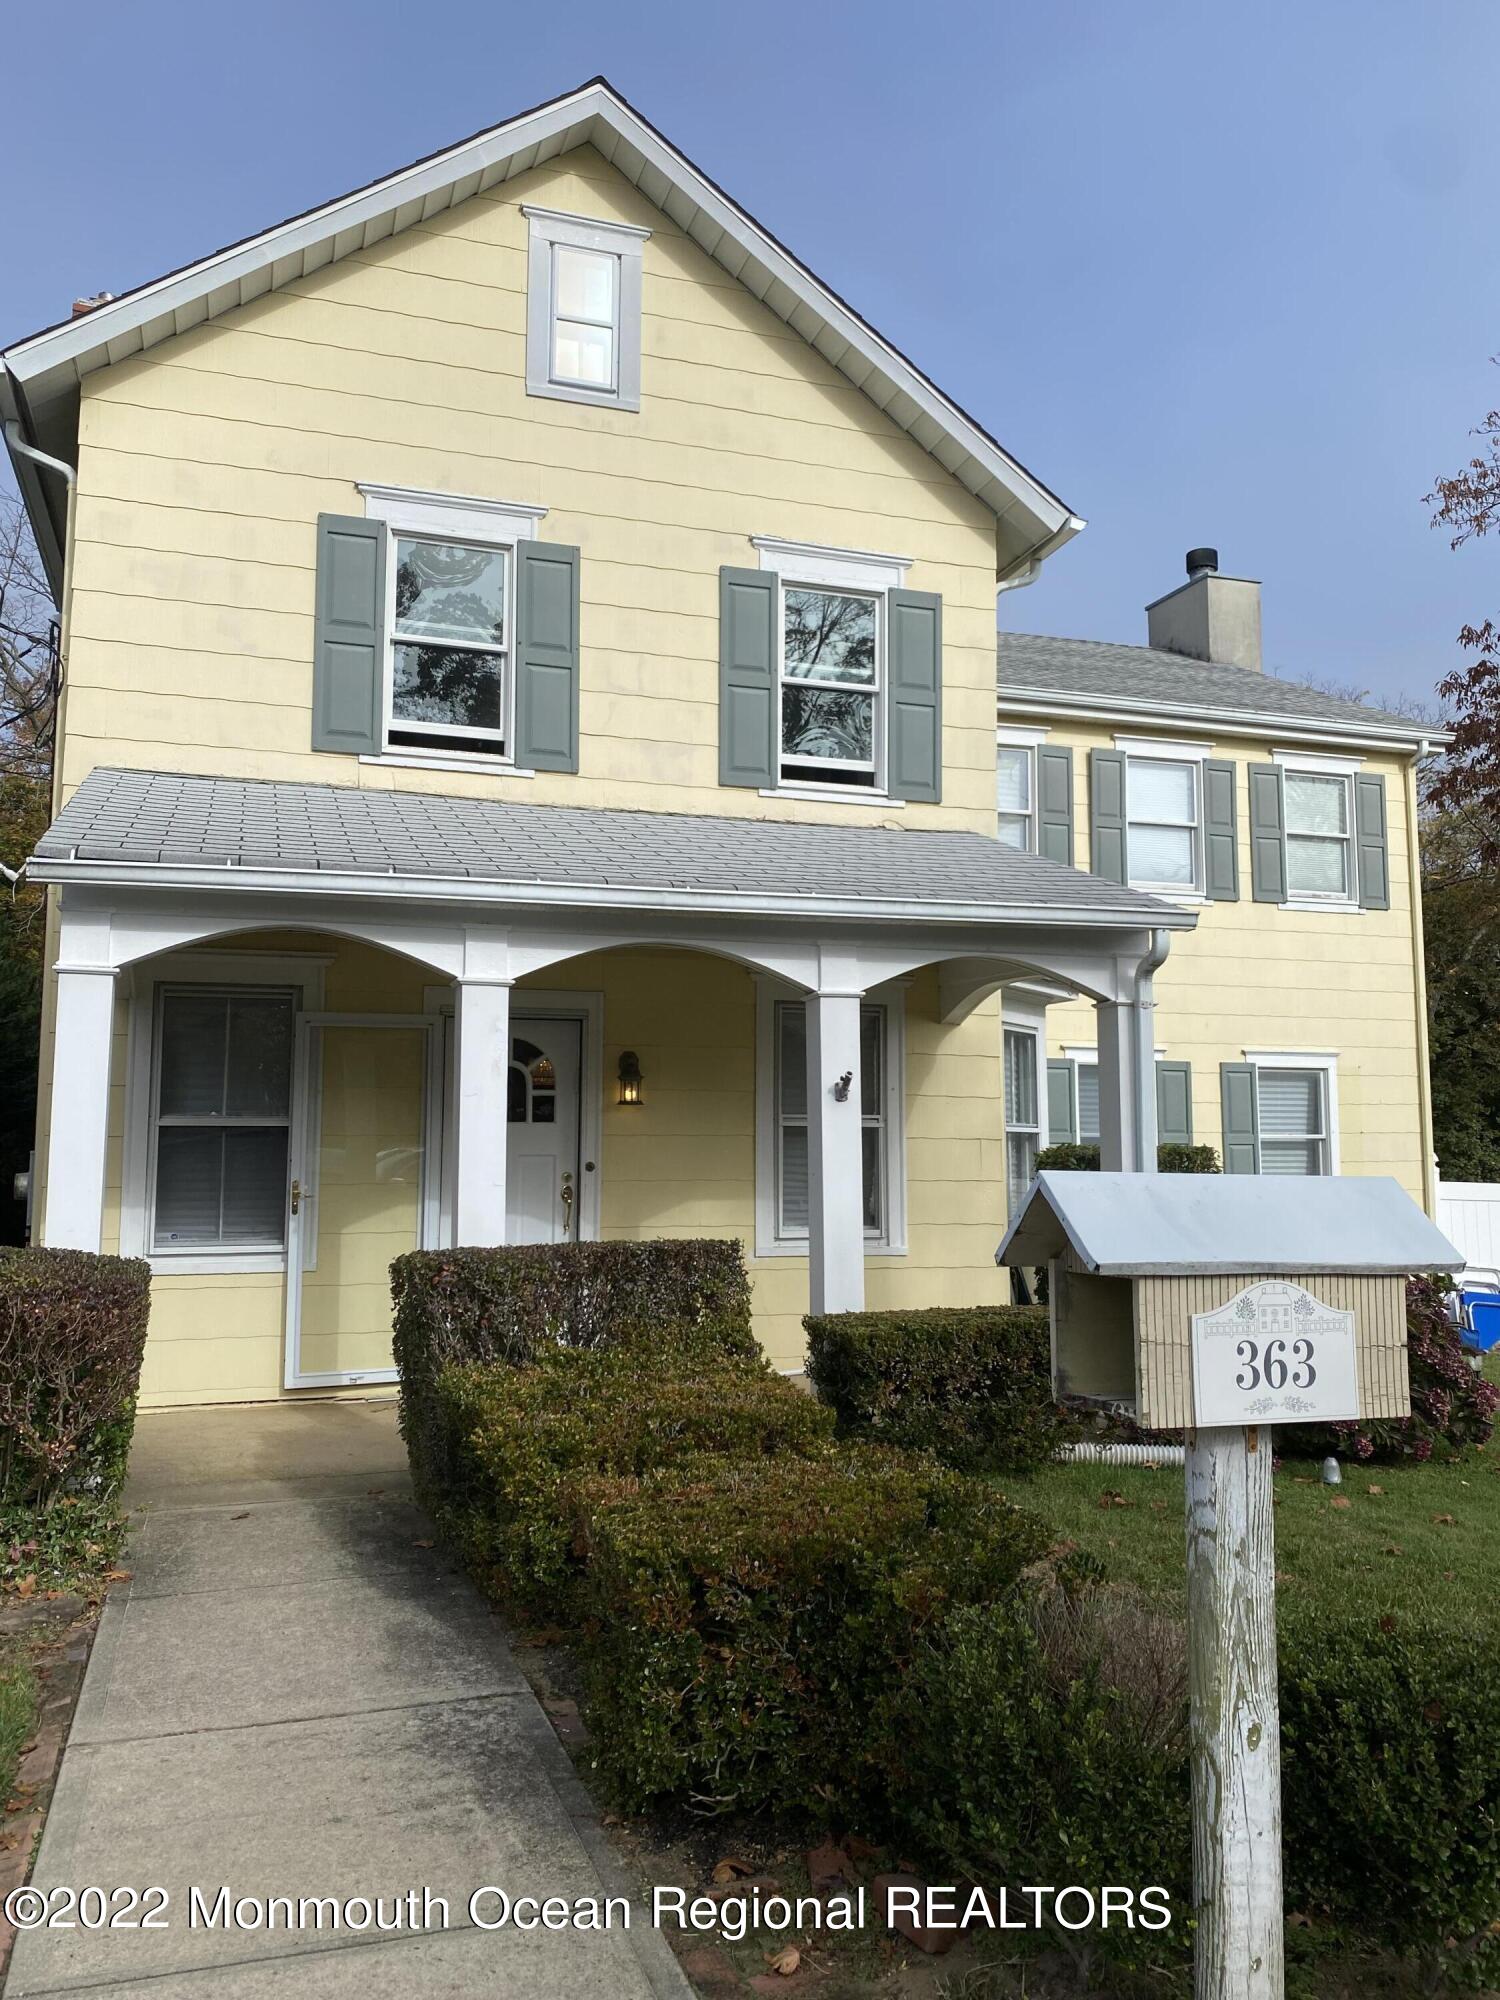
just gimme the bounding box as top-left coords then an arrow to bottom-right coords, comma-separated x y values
997,1173 -> 1464,1430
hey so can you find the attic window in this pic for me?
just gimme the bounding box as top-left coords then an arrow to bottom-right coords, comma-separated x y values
524,206 -> 648,412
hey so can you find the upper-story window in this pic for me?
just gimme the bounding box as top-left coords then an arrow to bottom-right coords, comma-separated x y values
1127,756 -> 1201,892
390,536 -> 510,756
996,744 -> 1034,849
1282,771 -> 1352,901
780,584 -> 882,790
524,207 -> 648,412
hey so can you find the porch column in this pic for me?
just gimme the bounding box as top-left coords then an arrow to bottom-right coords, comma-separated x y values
453,977 -> 511,1246
45,965 -> 118,1251
1095,931 -> 1170,1173
805,988 -> 866,1315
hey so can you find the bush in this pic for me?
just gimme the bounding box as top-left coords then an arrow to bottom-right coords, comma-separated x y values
430,1346 -> 834,1615
1297,1275 -> 1498,1464
1034,1141 -> 1221,1174
391,1238 -> 756,1504
0,1249 -> 150,1508
582,1448 -> 1050,1818
804,1306 -> 1073,1473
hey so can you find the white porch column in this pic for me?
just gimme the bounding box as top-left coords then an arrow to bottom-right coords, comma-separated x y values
453,976 -> 512,1247
805,988 -> 866,1315
45,965 -> 118,1252
1095,931 -> 1169,1172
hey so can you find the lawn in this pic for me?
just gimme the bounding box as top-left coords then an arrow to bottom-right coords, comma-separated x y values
0,1639 -> 38,1806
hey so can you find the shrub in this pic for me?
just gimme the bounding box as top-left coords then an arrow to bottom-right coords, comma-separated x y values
581,1448 -> 1050,1818
1034,1141 -> 1220,1174
0,1250 -> 150,1508
804,1305 -> 1073,1472
1296,1275 -> 1498,1464
391,1238 -> 756,1504
430,1346 -> 834,1615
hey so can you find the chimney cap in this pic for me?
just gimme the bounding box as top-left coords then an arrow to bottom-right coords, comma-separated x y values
1185,547 -> 1219,578
70,291 -> 115,319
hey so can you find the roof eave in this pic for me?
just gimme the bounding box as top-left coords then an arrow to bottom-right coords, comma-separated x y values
996,686 -> 1448,756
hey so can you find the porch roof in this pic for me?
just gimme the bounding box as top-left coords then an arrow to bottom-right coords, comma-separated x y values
31,767 -> 1192,931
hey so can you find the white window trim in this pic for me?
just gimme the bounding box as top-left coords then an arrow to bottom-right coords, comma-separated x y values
523,206 -> 648,411
121,950 -> 329,1274
751,536 -> 911,594
996,726 -> 1047,852
753,548 -> 892,799
358,484 -> 545,772
1002,1019 -> 1045,1207
1122,750 -> 1205,898
1113,733 -> 1214,761
753,977 -> 907,1259
1242,1049 -> 1341,1175
1272,749 -> 1362,913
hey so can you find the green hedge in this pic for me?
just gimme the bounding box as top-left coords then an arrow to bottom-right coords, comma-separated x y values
803,1306 -> 1073,1472
1034,1141 -> 1221,1174
429,1346 -> 833,1615
390,1238 -> 756,1504
0,1249 -> 151,1508
582,1447 -> 1050,1818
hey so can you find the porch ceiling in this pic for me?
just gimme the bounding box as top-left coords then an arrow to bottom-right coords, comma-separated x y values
32,767 -> 1194,933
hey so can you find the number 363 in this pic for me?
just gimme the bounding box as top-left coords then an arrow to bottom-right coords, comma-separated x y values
1235,1337 -> 1316,1392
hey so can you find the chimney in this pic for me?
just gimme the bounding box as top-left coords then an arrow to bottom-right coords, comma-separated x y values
1146,548 -> 1262,672
71,291 -> 115,318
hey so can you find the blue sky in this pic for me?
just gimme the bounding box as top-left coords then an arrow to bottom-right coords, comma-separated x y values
3,0 -> 1494,709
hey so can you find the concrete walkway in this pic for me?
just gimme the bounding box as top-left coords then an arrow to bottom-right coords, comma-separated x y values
7,1402 -> 690,1999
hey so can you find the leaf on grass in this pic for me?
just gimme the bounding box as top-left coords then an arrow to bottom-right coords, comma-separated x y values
712,1857 -> 754,1884
1431,1513 -> 1457,1527
1329,1496 -> 1352,1510
767,1945 -> 801,1976
1383,1544 -> 1404,1557
15,1576 -> 35,1598
104,1570 -> 132,1583
1367,1484 -> 1384,1496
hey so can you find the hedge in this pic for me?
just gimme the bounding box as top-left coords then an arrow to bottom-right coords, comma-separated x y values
804,1306 -> 1073,1472
582,1446 -> 1050,1818
428,1345 -> 834,1615
390,1238 -> 756,1504
0,1249 -> 151,1508
1034,1141 -> 1221,1174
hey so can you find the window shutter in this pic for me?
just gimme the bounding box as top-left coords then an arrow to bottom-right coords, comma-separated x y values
312,514 -> 384,754
1156,1060 -> 1193,1146
719,568 -> 777,788
514,541 -> 580,773
1089,749 -> 1128,883
1219,1062 -> 1260,1174
1046,1058 -> 1077,1144
1248,764 -> 1287,903
887,589 -> 942,803
1203,759 -> 1239,901
1354,772 -> 1390,910
1036,746 -> 1075,865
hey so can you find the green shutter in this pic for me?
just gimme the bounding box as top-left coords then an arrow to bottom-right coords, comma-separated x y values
1036,745 -> 1075,865
1220,1062 -> 1260,1174
1156,1061 -> 1193,1146
513,541 -> 580,773
1203,759 -> 1239,901
312,514 -> 384,755
888,589 -> 942,803
1089,749 -> 1128,883
1248,764 -> 1287,903
1354,772 -> 1390,910
719,568 -> 777,788
1046,1058 -> 1077,1144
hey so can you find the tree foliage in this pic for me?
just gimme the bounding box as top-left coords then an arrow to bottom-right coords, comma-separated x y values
1423,804 -> 1500,1180
1426,373 -> 1500,869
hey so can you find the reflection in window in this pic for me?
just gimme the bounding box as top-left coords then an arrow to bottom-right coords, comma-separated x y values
1283,774 -> 1351,900
508,1038 -> 557,1125
1003,1028 -> 1040,1212
389,536 -> 508,756
780,587 -> 880,789
1127,758 -> 1199,890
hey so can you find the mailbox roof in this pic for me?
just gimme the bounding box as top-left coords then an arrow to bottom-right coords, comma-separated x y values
996,1172 -> 1465,1277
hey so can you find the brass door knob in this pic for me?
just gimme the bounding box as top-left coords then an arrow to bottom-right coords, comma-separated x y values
290,1179 -> 301,1215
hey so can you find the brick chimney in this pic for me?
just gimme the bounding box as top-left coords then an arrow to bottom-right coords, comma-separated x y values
1146,548 -> 1262,673
71,292 -> 115,318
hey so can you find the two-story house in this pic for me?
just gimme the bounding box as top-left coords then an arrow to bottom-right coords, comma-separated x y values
996,551 -> 1441,1220
3,78 -> 1188,1404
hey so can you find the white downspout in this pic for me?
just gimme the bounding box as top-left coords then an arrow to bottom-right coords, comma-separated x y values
5,418 -> 78,819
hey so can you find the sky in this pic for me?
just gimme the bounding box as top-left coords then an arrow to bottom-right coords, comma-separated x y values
3,0 -> 1495,711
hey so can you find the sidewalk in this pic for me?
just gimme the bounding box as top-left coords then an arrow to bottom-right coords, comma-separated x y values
6,1401 -> 690,1998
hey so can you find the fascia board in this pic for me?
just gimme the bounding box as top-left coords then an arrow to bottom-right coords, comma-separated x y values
996,689 -> 1444,755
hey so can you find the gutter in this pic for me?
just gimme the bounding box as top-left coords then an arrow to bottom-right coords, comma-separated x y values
997,514 -> 1087,590
996,687 -> 1445,757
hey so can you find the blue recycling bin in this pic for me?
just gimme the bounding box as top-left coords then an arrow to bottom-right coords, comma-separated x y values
1459,1287 -> 1500,1353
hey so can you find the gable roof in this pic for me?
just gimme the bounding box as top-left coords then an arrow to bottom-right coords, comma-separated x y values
999,631 -> 1443,752
2,76 -> 1080,599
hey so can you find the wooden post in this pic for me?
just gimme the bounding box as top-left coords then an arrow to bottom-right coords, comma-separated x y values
1184,1426 -> 1284,2000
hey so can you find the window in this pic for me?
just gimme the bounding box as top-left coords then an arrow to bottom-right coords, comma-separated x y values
525,207 -> 647,411
1283,772 -> 1352,901
996,745 -> 1034,849
1127,757 -> 1200,890
770,1000 -> 891,1243
1003,1028 -> 1040,1210
1256,1066 -> 1330,1175
389,535 -> 509,756
149,987 -> 294,1251
1075,1061 -> 1101,1144
780,585 -> 882,789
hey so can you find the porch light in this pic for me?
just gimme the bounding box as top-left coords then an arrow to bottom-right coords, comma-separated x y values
617,1050 -> 644,1106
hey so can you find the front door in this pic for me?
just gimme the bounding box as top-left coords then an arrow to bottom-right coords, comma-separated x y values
506,1016 -> 582,1244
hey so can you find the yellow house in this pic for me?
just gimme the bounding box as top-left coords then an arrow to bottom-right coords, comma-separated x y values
5,78 -> 1210,1405
995,550 -> 1442,1229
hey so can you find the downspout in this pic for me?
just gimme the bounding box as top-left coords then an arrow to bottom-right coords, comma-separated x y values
1404,755 -> 1438,1216
4,419 -> 78,819
1135,927 -> 1171,1172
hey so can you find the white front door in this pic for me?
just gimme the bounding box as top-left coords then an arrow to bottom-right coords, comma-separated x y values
506,1016 -> 582,1244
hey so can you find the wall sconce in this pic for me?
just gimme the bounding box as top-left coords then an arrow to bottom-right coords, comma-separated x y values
617,1050 -> 644,1106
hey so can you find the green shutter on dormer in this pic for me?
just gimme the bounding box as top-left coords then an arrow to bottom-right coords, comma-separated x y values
887,589 -> 942,803
513,541 -> 580,773
719,567 -> 777,788
312,514 -> 384,755
1036,745 -> 1075,865
1089,749 -> 1128,883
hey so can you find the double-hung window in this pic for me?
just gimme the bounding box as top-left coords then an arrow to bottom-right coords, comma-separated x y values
389,535 -> 510,757
149,987 -> 295,1252
780,584 -> 882,790
772,1000 -> 890,1241
1003,1028 -> 1041,1211
1127,756 -> 1201,891
1256,1066 -> 1331,1175
996,745 -> 1034,849
1282,772 -> 1353,901
524,207 -> 647,411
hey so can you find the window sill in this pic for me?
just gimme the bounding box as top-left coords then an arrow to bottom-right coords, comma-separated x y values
1130,886 -> 1207,906
1277,899 -> 1362,916
759,785 -> 907,810
360,751 -> 536,778
753,1238 -> 907,1260
525,379 -> 639,412
147,1251 -> 286,1276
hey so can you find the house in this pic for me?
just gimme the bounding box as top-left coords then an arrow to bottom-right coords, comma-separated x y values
3,77 -> 1190,1405
994,550 -> 1442,1217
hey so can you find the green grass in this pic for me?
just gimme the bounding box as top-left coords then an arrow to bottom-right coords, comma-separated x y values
0,1640 -> 38,1805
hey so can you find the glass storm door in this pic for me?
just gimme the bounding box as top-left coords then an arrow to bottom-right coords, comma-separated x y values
506,1017 -> 582,1244
285,1015 -> 437,1388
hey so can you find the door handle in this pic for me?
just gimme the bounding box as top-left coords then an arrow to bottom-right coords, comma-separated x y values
560,1175 -> 574,1235
290,1179 -> 301,1216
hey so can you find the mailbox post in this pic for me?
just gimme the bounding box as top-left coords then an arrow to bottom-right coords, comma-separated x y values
998,1173 -> 1463,2000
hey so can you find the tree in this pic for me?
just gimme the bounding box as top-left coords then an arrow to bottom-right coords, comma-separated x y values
1422,804 -> 1500,1181
1426,373 -> 1500,870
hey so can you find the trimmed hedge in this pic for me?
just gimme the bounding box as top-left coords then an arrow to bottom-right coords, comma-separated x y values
391,1238 -> 756,1504
429,1346 -> 834,1615
1034,1141 -> 1221,1174
0,1249 -> 150,1507
804,1306 -> 1073,1472
582,1446 -> 1051,1817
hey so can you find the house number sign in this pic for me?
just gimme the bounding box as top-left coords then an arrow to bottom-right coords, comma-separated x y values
1190,1279 -> 1360,1428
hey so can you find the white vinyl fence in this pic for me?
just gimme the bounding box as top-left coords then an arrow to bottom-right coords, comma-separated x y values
1435,1180 -> 1500,1283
